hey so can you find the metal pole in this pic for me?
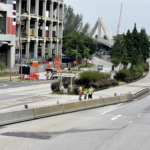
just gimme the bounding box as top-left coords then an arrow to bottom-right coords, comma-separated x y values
10,46 -> 12,81
20,33 -> 22,80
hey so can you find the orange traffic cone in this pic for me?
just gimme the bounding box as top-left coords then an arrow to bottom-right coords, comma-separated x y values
39,79 -> 40,81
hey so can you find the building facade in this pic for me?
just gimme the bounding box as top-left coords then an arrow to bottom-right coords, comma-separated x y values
0,0 -> 64,67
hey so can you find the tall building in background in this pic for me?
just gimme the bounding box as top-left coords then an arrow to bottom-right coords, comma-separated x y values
0,0 -> 64,67
0,0 -> 16,67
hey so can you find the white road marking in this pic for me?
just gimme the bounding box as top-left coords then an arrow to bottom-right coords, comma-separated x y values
101,104 -> 122,115
101,100 -> 141,115
111,115 -> 122,121
129,121 -> 133,124
138,115 -> 141,117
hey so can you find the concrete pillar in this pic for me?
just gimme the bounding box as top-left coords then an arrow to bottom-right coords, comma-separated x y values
25,42 -> 29,59
35,19 -> 38,37
98,21 -> 101,39
34,41 -> 38,59
35,0 -> 39,16
42,21 -> 46,37
50,1 -> 54,19
42,42 -> 45,58
55,42 -> 58,57
47,42 -> 52,58
57,3 -> 59,20
18,0 -> 22,14
26,0 -> 31,14
59,24 -> 63,38
43,0 -> 47,18
59,42 -> 62,60
26,18 -> 30,37
56,23 -> 59,38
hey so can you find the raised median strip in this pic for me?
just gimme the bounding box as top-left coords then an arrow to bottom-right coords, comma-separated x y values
0,89 -> 149,126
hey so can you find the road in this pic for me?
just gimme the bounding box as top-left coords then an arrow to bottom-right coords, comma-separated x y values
0,95 -> 150,150
0,58 -> 149,112
0,56 -> 112,103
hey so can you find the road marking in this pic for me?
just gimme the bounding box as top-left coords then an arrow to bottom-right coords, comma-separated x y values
101,104 -> 122,114
129,121 -> 133,124
111,115 -> 122,121
101,100 -> 141,115
138,115 -> 141,118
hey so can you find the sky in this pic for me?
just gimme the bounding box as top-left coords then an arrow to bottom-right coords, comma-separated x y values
64,0 -> 150,38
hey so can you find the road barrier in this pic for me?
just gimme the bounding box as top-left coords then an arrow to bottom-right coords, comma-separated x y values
0,109 -> 34,126
134,88 -> 149,99
104,96 -> 120,105
63,101 -> 86,113
86,98 -> 105,109
34,104 -> 63,119
1,91 -> 148,126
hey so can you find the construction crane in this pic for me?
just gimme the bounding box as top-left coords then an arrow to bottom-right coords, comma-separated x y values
116,3 -> 123,36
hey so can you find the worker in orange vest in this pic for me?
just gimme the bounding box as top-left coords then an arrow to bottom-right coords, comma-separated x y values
78,86 -> 83,101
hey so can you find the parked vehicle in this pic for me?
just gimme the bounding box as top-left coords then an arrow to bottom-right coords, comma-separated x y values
97,65 -> 103,70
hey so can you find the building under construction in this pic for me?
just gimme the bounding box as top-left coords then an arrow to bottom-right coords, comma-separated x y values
0,0 -> 64,67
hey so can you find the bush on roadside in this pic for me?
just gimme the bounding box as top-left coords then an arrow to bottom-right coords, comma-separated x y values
51,81 -> 60,91
110,79 -> 118,85
88,81 -> 99,88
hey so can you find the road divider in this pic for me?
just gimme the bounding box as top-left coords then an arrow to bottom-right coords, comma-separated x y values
104,96 -> 120,105
86,98 -> 104,109
134,88 -> 149,99
34,104 -> 63,119
0,109 -> 34,126
1,91 -> 148,126
63,101 -> 86,113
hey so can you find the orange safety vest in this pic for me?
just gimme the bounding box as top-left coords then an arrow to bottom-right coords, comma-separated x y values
79,89 -> 82,94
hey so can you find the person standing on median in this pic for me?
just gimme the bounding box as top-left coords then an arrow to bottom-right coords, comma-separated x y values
83,88 -> 88,100
91,86 -> 93,99
78,86 -> 83,101
88,87 -> 92,99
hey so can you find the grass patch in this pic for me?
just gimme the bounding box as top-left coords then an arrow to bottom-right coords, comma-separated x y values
80,63 -> 95,68
0,72 -> 19,77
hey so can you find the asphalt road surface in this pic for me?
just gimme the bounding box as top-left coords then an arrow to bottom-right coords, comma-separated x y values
0,95 -> 150,150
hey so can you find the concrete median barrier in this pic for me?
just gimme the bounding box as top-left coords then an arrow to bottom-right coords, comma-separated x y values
104,96 -> 120,105
63,101 -> 86,113
0,109 -> 34,126
86,98 -> 105,109
120,95 -> 128,102
34,104 -> 63,119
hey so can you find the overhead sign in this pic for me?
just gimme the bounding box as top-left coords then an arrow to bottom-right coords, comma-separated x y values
58,73 -> 75,78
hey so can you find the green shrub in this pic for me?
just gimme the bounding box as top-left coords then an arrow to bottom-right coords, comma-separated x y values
110,79 -> 118,85
114,69 -> 129,81
88,81 -> 99,88
51,81 -> 60,91
79,70 -> 110,85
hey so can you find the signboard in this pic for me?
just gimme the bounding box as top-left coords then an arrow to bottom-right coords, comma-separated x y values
32,61 -> 38,68
58,73 -> 75,78
19,66 -> 30,75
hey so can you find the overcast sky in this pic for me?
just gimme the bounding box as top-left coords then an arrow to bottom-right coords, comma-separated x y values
64,0 -> 150,37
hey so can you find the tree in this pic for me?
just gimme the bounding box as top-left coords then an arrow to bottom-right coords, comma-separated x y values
103,35 -> 107,40
63,5 -> 90,36
62,32 -> 87,61
121,45 -> 129,69
0,62 -> 7,71
109,35 -> 124,61
139,29 -> 150,62
84,37 -> 97,54
124,30 -> 135,66
132,23 -> 142,65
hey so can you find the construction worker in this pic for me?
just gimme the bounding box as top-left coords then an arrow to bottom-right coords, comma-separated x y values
83,88 -> 88,100
78,86 -> 83,101
88,87 -> 92,99
91,86 -> 94,99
